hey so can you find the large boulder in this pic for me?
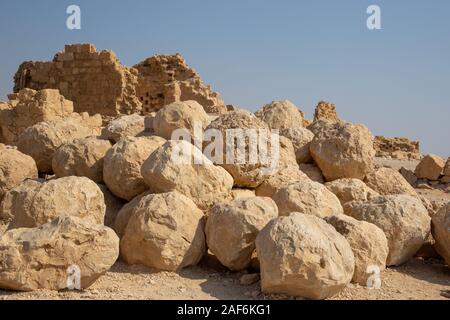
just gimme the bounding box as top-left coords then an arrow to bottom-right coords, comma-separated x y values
298,163 -> 325,183
273,180 -> 343,217
98,184 -> 126,229
204,110 -> 275,188
364,167 -> 417,196
254,100 -> 304,130
325,178 -> 379,205
114,191 -> 151,238
120,192 -> 206,271
101,114 -> 148,143
444,158 -> 450,176
256,212 -> 354,299
279,127 -> 314,164
344,195 -> 431,266
103,136 -> 166,201
2,176 -> 105,230
205,197 -> 278,270
325,215 -> 388,286
310,121 -> 375,181
153,100 -> 211,140
52,137 -> 112,183
0,146 -> 38,202
141,140 -> 233,210
415,154 -> 445,181
255,165 -> 308,198
431,202 -> 450,265
17,116 -> 101,173
0,215 -> 119,291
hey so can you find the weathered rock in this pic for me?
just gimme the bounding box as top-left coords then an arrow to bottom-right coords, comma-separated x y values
231,188 -> 256,200
0,147 -> 38,202
153,100 -> 211,140
205,197 -> 278,270
254,100 -> 304,130
325,215 -> 388,286
298,163 -> 325,183
415,154 -> 445,181
444,158 -> 450,176
141,140 -> 233,210
374,136 -> 420,160
0,215 -> 119,291
310,121 -> 375,181
279,127 -> 314,164
98,184 -> 126,229
17,115 -> 101,173
101,114 -> 148,143
256,212 -> 354,299
399,167 -> 418,186
3,176 -> 105,230
120,192 -> 206,271
114,191 -> 151,238
364,167 -> 417,196
52,137 -> 112,183
313,101 -> 339,122
103,136 -> 166,201
255,166 -> 308,198
431,202 -> 450,265
325,178 -> 379,205
344,195 -> 431,266
272,180 -> 343,217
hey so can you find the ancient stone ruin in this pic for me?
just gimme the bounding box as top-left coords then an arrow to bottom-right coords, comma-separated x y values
13,44 -> 226,118
373,136 -> 420,160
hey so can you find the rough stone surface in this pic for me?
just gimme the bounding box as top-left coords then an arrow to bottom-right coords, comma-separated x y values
374,136 -> 420,160
101,114 -> 148,143
120,192 -> 206,271
431,202 -> 450,265
98,184 -> 126,229
141,140 -> 233,210
205,197 -> 278,270
399,167 -> 418,186
0,89 -> 74,145
279,127 -> 314,164
298,163 -> 325,183
364,167 -> 417,197
325,214 -> 388,286
272,180 -> 343,217
255,166 -> 308,198
2,176 -> 105,230
254,100 -> 304,130
313,101 -> 339,122
444,158 -> 450,176
415,154 -> 445,181
17,115 -> 101,173
0,147 -> 38,202
231,189 -> 256,200
103,136 -> 166,201
52,137 -> 112,182
310,121 -> 376,181
325,178 -> 379,205
256,212 -> 355,299
153,100 -> 210,140
0,215 -> 119,291
344,195 -> 431,266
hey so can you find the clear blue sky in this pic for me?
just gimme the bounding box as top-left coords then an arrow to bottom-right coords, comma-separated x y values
0,0 -> 449,156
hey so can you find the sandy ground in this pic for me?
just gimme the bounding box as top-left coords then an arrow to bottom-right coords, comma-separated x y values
0,157 -> 449,300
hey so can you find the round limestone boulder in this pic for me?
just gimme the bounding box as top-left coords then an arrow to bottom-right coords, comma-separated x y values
254,100 -> 304,130
114,191 -> 151,238
3,176 -> 106,230
103,136 -> 166,201
280,127 -> 314,164
0,147 -> 38,202
344,195 -> 431,266
153,100 -> 211,140
364,167 -> 417,197
431,202 -> 450,265
101,114 -> 148,143
98,184 -> 126,229
0,215 -> 119,291
415,154 -> 445,181
205,110 -> 273,188
325,214 -> 388,286
120,192 -> 206,271
141,140 -> 233,210
298,163 -> 325,183
272,180 -> 343,217
205,197 -> 278,270
310,121 -> 375,181
17,118 -> 98,173
325,178 -> 379,205
52,137 -> 112,183
255,165 -> 309,198
256,212 -> 355,299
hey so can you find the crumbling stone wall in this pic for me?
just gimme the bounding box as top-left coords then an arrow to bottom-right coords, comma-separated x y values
14,44 -> 142,117
133,54 -> 226,114
374,136 -> 420,160
314,101 -> 339,122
